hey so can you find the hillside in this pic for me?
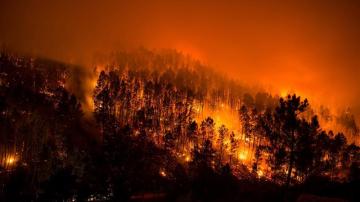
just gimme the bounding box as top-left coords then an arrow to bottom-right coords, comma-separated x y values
0,49 -> 359,201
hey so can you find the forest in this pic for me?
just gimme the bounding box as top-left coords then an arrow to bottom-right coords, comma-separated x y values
0,49 -> 359,202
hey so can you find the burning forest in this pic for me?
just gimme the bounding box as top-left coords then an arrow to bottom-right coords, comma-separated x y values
0,49 -> 359,201
1,1 -> 360,201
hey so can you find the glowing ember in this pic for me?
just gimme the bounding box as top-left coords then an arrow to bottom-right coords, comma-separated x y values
7,157 -> 15,164
238,151 -> 247,161
159,169 -> 167,177
185,155 -> 191,162
5,154 -> 18,167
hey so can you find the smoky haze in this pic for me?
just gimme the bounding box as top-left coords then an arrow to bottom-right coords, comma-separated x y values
1,0 -> 360,116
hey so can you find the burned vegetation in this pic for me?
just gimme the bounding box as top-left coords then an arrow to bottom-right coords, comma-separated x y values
0,49 -> 359,201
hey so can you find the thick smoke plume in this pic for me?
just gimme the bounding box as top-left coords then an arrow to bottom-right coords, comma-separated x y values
1,0 -> 360,120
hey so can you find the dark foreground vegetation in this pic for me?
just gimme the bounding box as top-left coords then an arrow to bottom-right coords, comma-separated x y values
0,49 -> 359,201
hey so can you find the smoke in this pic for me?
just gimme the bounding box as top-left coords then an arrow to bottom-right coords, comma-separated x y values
1,0 -> 360,118
65,65 -> 98,114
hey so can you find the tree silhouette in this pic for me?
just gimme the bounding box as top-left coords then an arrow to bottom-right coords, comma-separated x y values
218,125 -> 228,165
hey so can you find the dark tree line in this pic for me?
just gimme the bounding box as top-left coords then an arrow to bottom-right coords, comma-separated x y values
0,51 -> 87,201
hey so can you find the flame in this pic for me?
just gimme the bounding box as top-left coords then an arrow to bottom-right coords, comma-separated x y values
238,151 -> 248,161
7,157 -> 15,164
280,89 -> 290,98
159,169 -> 167,177
84,65 -> 103,113
194,102 -> 240,132
185,155 -> 191,162
4,154 -> 18,168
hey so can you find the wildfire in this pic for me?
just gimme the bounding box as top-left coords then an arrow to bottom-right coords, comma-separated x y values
85,76 -> 98,111
6,157 -> 15,164
84,64 -> 104,113
159,169 -> 167,177
192,101 -> 202,113
238,151 -> 248,161
3,154 -> 18,168
185,155 -> 191,162
280,89 -> 290,98
194,102 -> 240,132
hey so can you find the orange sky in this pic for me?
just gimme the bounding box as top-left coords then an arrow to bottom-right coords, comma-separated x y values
1,0 -> 360,115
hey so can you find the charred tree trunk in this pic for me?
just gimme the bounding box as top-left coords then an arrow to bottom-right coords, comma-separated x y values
286,130 -> 295,188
